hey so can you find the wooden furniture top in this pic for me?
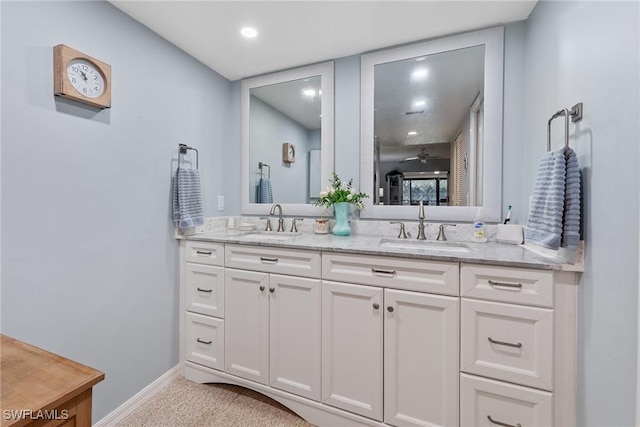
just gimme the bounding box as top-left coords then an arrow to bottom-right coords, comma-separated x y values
0,334 -> 105,426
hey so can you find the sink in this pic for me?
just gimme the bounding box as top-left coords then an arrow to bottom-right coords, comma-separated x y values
241,231 -> 301,241
378,239 -> 471,253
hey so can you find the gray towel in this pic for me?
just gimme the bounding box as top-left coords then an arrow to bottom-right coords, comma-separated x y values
257,177 -> 273,204
172,168 -> 204,228
525,147 -> 581,249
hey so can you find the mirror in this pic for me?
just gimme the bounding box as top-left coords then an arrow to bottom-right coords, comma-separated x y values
241,62 -> 334,216
360,27 -> 504,222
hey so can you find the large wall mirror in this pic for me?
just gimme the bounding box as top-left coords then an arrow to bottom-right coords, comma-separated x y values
241,62 -> 334,216
360,27 -> 504,222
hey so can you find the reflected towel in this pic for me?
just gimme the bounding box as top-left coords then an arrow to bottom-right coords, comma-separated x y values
525,147 -> 581,249
172,168 -> 204,228
258,177 -> 273,204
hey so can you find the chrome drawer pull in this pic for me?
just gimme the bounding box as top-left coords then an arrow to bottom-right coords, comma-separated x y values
487,415 -> 521,427
196,288 -> 213,293
371,268 -> 396,276
260,257 -> 278,263
488,337 -> 522,348
196,338 -> 212,345
488,280 -> 522,289
196,250 -> 212,256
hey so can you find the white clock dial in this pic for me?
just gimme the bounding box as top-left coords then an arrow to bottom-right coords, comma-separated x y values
66,59 -> 105,99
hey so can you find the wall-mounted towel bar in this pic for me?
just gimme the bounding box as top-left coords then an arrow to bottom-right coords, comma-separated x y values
259,162 -> 271,179
547,102 -> 583,151
179,143 -> 199,169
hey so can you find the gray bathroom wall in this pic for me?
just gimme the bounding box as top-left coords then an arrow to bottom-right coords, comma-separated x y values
0,0 -> 234,421
523,1 -> 639,425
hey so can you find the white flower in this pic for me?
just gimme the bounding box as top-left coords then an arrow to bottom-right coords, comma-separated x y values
347,194 -> 353,200
350,188 -> 357,195
320,191 -> 328,197
329,188 -> 335,194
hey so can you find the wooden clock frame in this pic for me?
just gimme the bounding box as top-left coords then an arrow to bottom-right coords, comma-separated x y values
53,44 -> 111,109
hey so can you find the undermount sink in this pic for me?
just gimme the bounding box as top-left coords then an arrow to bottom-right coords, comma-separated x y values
241,231 -> 300,241
378,239 -> 471,253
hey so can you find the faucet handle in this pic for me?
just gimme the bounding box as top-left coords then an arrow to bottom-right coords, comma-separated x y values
259,217 -> 273,232
436,223 -> 456,241
418,201 -> 425,219
390,221 -> 408,239
290,218 -> 303,233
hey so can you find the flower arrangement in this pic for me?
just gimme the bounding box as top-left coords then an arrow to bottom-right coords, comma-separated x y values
313,172 -> 369,209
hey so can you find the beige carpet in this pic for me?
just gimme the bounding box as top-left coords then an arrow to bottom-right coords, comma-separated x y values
116,376 -> 314,427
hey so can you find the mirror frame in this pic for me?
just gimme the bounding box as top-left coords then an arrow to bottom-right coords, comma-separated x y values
241,61 -> 335,216
360,26 -> 504,222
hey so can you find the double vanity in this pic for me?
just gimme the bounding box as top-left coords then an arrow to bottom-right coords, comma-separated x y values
178,225 -> 582,427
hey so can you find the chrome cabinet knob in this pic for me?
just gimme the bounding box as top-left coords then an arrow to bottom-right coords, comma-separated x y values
387,306 -> 394,312
373,303 -> 380,309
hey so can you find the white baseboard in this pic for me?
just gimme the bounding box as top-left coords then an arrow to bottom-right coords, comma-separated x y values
94,364 -> 182,427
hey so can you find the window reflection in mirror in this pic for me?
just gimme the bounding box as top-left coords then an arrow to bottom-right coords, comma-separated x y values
360,27 -> 504,222
374,46 -> 485,207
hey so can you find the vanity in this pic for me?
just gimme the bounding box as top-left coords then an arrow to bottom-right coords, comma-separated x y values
178,229 -> 582,427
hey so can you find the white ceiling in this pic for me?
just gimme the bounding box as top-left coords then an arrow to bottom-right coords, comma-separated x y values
108,1 -> 536,81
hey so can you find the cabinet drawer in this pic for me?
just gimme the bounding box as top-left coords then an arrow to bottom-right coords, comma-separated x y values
225,244 -> 321,278
460,373 -> 553,427
185,264 -> 224,318
322,252 -> 458,295
461,263 -> 553,307
185,240 -> 224,266
185,312 -> 224,371
461,299 -> 553,391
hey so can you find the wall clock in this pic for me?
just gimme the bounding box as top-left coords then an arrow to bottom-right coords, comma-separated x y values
282,143 -> 296,163
53,44 -> 111,109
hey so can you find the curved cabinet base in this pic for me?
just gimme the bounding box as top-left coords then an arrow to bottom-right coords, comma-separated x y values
185,362 -> 385,427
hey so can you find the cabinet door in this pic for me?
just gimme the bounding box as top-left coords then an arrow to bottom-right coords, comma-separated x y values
384,289 -> 459,427
185,264 -> 224,318
269,274 -> 321,401
322,281 -> 383,421
224,268 -> 269,384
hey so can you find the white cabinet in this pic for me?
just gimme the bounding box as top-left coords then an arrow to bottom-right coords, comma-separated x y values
224,246 -> 322,401
384,289 -> 459,427
321,255 -> 460,426
321,281 -> 383,420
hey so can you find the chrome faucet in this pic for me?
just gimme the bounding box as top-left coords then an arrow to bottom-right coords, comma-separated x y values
259,217 -> 273,231
390,222 -> 408,239
417,202 -> 427,240
269,203 -> 285,232
290,218 -> 303,233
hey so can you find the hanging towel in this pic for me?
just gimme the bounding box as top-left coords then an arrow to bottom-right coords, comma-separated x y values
258,177 -> 273,204
525,147 -> 581,250
172,168 -> 204,228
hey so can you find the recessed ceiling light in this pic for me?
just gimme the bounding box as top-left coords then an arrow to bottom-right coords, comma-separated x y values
240,27 -> 258,38
412,68 -> 428,79
414,100 -> 426,107
303,89 -> 316,97
415,57 -> 426,62
407,131 -> 418,136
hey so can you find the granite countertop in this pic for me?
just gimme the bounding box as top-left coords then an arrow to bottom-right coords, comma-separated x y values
184,228 -> 584,272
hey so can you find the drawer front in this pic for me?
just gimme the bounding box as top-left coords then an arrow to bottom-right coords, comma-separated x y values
461,299 -> 553,391
461,263 -> 553,307
225,244 -> 321,278
185,264 -> 224,318
185,312 -> 224,371
185,240 -> 224,266
460,373 -> 553,427
322,252 -> 458,295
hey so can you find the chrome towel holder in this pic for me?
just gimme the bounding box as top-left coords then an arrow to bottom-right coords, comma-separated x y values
547,102 -> 583,151
178,143 -> 199,169
259,162 -> 271,179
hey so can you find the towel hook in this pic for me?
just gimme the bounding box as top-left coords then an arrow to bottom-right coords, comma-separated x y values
547,103 -> 583,152
178,143 -> 199,169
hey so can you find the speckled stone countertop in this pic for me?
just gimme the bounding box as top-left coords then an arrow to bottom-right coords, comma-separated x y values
183,225 -> 584,272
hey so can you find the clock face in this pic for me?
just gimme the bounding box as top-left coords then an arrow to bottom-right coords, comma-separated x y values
66,59 -> 105,99
288,146 -> 294,157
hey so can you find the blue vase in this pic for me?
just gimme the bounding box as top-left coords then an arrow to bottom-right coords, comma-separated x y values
332,202 -> 351,236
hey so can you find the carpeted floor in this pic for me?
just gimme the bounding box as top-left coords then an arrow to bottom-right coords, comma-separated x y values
116,376 -> 314,427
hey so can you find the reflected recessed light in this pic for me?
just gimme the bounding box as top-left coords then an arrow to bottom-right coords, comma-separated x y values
407,131 -> 418,136
303,89 -> 316,97
240,27 -> 258,38
414,100 -> 426,107
412,68 -> 428,79
434,171 -> 440,175
415,57 -> 426,61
